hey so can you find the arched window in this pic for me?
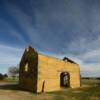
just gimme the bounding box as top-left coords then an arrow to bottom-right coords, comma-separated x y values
60,72 -> 70,87
25,63 -> 28,72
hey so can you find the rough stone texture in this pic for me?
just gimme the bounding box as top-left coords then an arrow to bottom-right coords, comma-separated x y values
19,46 -> 38,92
19,47 -> 80,93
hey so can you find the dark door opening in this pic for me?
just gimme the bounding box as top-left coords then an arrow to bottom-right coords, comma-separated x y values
60,72 -> 70,87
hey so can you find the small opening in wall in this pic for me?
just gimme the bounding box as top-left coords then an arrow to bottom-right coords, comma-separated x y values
25,63 -> 28,72
26,48 -> 29,52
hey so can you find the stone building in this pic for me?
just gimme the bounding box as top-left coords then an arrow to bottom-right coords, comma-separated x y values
19,46 -> 80,93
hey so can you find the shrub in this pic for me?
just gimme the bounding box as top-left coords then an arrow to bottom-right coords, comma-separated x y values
0,73 -> 4,80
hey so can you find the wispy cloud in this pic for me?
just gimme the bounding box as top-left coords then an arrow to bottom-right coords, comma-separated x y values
0,44 -> 23,63
62,35 -> 100,77
4,1 -> 42,48
0,44 -> 23,73
0,18 -> 27,45
0,0 -> 100,76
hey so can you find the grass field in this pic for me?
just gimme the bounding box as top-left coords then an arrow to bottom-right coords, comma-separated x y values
48,79 -> 100,100
0,78 -> 100,100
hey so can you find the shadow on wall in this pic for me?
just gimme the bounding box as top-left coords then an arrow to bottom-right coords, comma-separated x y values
41,80 -> 45,93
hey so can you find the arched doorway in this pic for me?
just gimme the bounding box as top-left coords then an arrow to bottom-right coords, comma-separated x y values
60,72 -> 70,87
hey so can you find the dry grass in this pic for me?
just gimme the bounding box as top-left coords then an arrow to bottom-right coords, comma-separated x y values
0,79 -> 100,100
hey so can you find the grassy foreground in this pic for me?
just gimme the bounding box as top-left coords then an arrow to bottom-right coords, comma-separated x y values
48,79 -> 100,100
0,78 -> 100,100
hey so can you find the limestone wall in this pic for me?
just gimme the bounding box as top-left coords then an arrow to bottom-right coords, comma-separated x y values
19,47 -> 80,93
37,54 -> 80,92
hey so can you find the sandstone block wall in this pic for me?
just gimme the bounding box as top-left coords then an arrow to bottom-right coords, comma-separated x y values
19,47 -> 80,93
37,54 -> 80,92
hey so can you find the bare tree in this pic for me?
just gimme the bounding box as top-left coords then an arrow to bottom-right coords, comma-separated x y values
8,65 -> 19,78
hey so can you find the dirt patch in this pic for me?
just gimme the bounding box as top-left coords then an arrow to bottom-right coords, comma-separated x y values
0,82 -> 54,100
0,80 -> 100,100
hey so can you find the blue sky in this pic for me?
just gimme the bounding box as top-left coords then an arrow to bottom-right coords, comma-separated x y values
0,0 -> 100,77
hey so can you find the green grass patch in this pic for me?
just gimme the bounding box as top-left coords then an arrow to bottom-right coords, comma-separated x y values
48,79 -> 100,100
0,78 -> 100,100
1,77 -> 19,83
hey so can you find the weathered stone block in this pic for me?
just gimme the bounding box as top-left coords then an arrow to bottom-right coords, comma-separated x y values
19,46 -> 80,93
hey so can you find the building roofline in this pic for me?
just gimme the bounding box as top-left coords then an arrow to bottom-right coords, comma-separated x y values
26,46 -> 78,65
